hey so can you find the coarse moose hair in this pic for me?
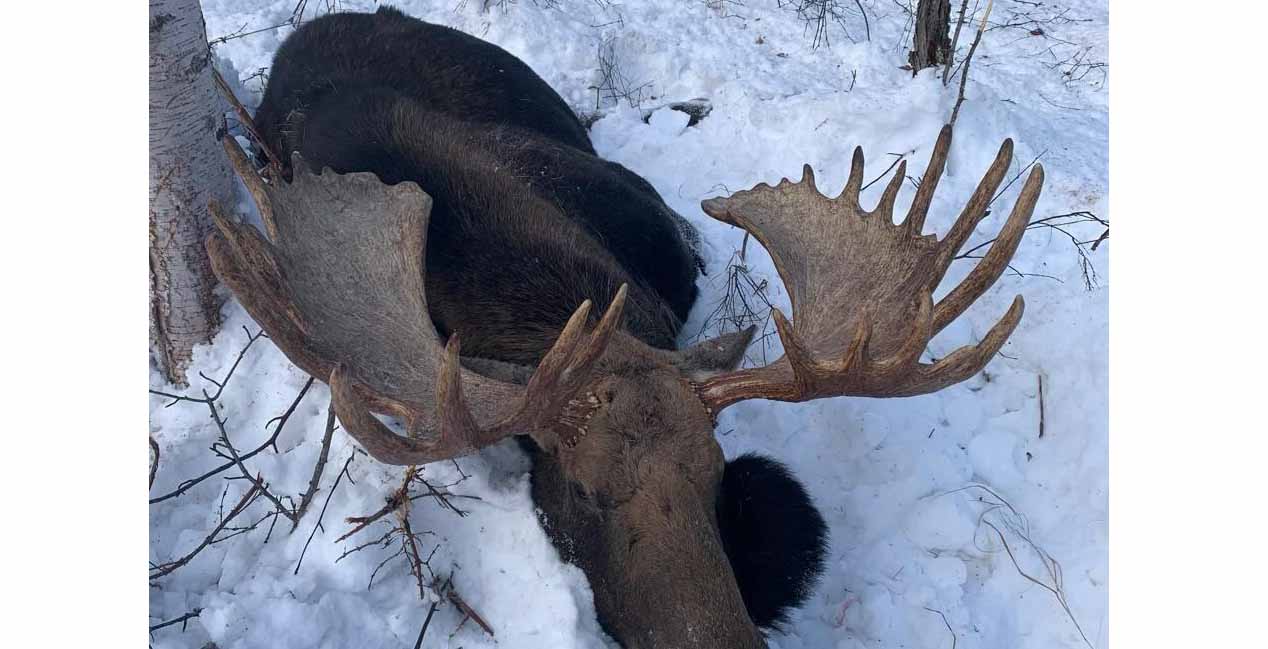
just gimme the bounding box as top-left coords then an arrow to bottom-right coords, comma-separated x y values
719,454 -> 829,629
246,4 -> 828,643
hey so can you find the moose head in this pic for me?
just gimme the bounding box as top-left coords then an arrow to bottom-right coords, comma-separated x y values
207,124 -> 1042,648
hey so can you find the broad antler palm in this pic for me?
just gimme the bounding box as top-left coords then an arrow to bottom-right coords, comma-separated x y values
206,139 -> 626,465
695,125 -> 1044,412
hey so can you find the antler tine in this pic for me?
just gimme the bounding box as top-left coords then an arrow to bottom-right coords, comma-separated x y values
909,296 -> 1025,395
221,135 -> 278,240
838,146 -> 866,207
435,335 -> 484,442
531,299 -> 594,387
207,201 -> 283,289
800,164 -> 818,192
873,159 -> 908,219
568,283 -> 628,374
771,308 -> 819,396
329,360 -> 484,465
932,164 -> 1044,334
902,124 -> 953,234
874,290 -> 933,374
935,138 -> 1014,275
497,284 -> 629,441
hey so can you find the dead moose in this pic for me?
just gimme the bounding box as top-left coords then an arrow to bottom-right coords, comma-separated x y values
207,7 -> 1043,648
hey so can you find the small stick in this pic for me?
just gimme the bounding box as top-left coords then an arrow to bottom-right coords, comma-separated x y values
983,520 -> 1093,649
446,581 -> 495,637
949,0 -> 994,127
150,376 -> 314,505
295,452 -> 356,575
149,437 -> 160,490
413,601 -> 441,649
923,606 -> 957,649
149,607 -> 204,633
210,397 -> 296,522
1038,374 -> 1046,439
861,152 -> 911,192
293,400 -> 338,528
1090,228 -> 1109,251
151,483 -> 261,579
149,326 -> 264,407
854,0 -> 871,42
338,492 -> 405,543
943,0 -> 971,86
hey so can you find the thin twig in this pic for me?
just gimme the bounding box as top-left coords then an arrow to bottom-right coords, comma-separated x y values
948,484 -> 1094,649
923,607 -> 957,649
854,0 -> 870,41
989,150 -> 1047,208
1037,374 -> 1046,439
149,608 -> 204,633
983,520 -> 1094,649
151,484 -> 262,579
209,395 -> 297,523
861,152 -> 911,192
150,376 -> 314,505
942,0 -> 971,86
949,0 -> 994,127
954,211 -> 1108,290
149,327 -> 263,407
295,452 -> 356,575
414,601 -> 441,649
445,580 -> 496,637
149,437 -> 161,490
293,400 -> 338,528
336,528 -> 397,564
338,494 -> 405,543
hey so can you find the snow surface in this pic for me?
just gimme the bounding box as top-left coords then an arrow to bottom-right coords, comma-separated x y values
151,1 -> 1108,647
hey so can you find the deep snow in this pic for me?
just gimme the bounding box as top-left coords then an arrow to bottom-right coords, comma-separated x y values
150,1 -> 1109,647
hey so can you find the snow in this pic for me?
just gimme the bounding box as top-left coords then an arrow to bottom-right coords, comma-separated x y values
151,1 -> 1108,648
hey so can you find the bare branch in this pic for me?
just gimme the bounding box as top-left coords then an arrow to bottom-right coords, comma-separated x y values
149,608 -> 204,634
942,0 -> 970,86
445,578 -> 496,637
150,375 -> 314,505
949,1 -> 994,127
149,437 -> 161,490
149,327 -> 264,407
151,483 -> 261,580
923,606 -> 957,649
293,400 -> 338,528
295,452 -> 357,575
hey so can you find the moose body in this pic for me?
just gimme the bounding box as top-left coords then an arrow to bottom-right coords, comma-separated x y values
253,7 -> 701,356
212,6 -> 1044,648
251,7 -> 823,646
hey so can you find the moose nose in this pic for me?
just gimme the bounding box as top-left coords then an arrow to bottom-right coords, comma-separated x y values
607,484 -> 768,649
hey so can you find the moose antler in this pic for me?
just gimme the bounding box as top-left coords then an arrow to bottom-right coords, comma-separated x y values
207,140 -> 626,465
695,125 -> 1043,412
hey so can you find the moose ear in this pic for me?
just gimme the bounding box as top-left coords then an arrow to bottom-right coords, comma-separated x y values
671,325 -> 757,380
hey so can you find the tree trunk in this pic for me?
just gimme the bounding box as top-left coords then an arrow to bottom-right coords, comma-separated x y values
149,0 -> 234,385
909,0 -> 952,73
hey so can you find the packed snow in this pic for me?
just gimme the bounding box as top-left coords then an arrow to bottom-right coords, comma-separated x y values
150,1 -> 1108,647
